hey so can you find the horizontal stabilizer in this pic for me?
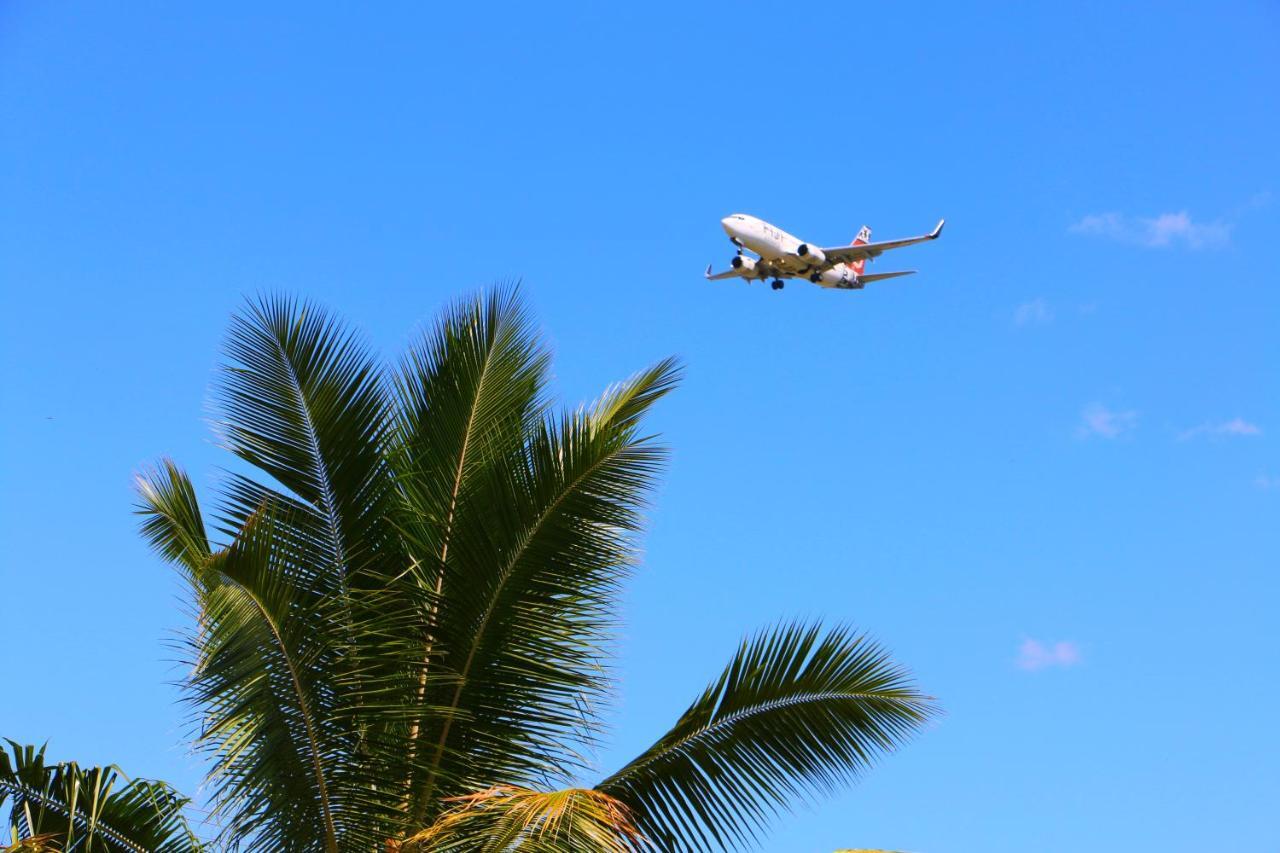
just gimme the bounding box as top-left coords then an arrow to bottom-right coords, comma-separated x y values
859,270 -> 916,284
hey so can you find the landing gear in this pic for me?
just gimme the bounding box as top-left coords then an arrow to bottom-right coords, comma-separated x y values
771,280 -> 785,291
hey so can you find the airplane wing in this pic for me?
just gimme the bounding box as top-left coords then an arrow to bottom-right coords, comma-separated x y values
820,219 -> 945,265
706,262 -> 762,281
705,264 -> 744,281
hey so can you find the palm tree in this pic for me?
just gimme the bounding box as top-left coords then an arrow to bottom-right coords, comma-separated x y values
0,741 -> 199,852
8,289 -> 934,851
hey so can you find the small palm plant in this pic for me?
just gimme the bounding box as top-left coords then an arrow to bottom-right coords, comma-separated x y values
0,741 -> 199,852
6,289 -> 934,851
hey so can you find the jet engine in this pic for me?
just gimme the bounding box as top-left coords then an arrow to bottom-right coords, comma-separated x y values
815,267 -> 862,289
796,243 -> 827,265
731,255 -> 756,272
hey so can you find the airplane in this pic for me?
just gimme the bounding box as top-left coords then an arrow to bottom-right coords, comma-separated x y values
705,214 -> 944,291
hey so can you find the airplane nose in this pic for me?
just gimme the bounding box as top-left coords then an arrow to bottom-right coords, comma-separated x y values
720,216 -> 736,234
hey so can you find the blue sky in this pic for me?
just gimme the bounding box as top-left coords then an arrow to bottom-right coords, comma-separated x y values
2,2 -> 1278,850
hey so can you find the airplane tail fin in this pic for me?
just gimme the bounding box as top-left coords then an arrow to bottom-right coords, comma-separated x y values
850,225 -> 871,274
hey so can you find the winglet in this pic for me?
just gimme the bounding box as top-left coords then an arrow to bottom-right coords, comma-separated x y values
930,218 -> 946,239
704,263 -> 713,279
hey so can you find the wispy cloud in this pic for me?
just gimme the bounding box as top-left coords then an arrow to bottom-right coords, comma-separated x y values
1256,473 -> 1279,491
1077,402 -> 1137,439
1017,638 -> 1082,672
1069,210 -> 1231,250
1013,298 -> 1052,327
1178,418 -> 1263,441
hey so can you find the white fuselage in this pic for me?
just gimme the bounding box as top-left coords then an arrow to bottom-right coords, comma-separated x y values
720,214 -> 860,288
721,214 -> 804,258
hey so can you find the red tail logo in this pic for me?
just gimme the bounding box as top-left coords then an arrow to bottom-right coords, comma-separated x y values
850,226 -> 871,275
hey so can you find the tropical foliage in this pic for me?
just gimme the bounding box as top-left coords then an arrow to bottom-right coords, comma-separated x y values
394,786 -> 642,853
8,289 -> 934,851
0,741 -> 199,852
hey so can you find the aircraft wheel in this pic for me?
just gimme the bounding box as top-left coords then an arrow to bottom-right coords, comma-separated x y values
771,280 -> 784,291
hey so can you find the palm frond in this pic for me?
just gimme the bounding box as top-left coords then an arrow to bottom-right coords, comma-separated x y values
183,508 -> 357,852
135,460 -> 212,580
391,286 -> 550,496
1,831 -> 62,852
597,623 -> 936,852
396,785 -> 643,853
409,359 -> 680,817
216,295 -> 394,565
184,499 -> 437,849
183,296 -> 422,847
213,295 -> 402,656
0,741 -> 201,853
387,287 -> 552,812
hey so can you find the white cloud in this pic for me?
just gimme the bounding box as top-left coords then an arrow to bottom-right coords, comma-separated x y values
1017,638 -> 1082,672
1077,403 -> 1137,439
1013,298 -> 1052,327
1178,418 -> 1263,441
1242,190 -> 1272,212
1070,212 -> 1125,240
1069,210 -> 1231,249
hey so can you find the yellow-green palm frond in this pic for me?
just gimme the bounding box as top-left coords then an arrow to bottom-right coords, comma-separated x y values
397,785 -> 644,853
1,832 -> 62,853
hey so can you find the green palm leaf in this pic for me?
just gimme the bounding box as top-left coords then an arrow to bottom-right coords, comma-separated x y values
214,294 -> 404,702
410,358 -> 680,815
187,508 -> 347,851
597,623 -> 935,852
0,742 -> 201,853
135,459 -> 211,580
216,294 -> 395,566
196,296 -> 420,849
388,287 -> 552,818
